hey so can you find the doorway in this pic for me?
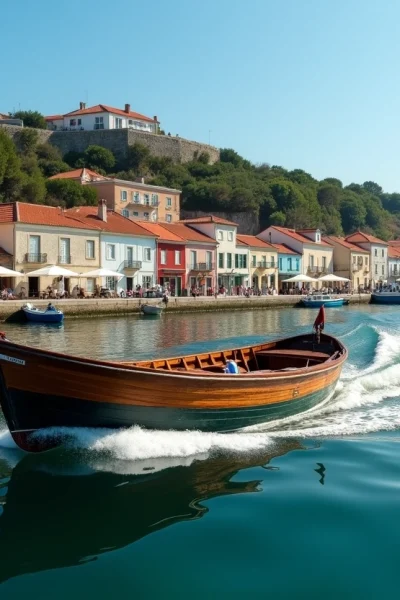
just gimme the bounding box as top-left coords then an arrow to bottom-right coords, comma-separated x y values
28,277 -> 39,298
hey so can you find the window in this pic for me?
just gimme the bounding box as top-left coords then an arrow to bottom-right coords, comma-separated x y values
106,244 -> 115,260
382,265 -> 385,275
190,250 -> 196,267
252,255 -> 256,267
206,251 -> 212,269
133,211 -> 139,217
115,117 -> 123,129
106,276 -> 116,290
86,240 -> 95,259
382,249 -> 385,257
144,212 -> 149,220
59,238 -> 70,264
271,255 -> 275,267
316,232 -> 321,242
309,255 -> 314,268
86,278 -> 95,293
77,119 -> 81,126
228,231 -> 233,241
218,253 -> 224,268
353,256 -> 357,264
151,194 -> 158,205
160,250 -> 167,264
375,248 -> 378,257
133,192 -> 140,203
144,194 -> 150,205
235,254 -> 247,269
142,275 -> 152,288
322,256 -> 327,269
218,230 -> 223,241
152,213 -> 157,221
94,116 -> 104,130
144,247 -> 151,261
375,264 -> 378,274
120,190 -> 127,202
365,256 -> 369,266
166,214 -> 172,223
69,119 -> 76,126
288,257 -> 292,271
122,209 -> 129,218
227,253 -> 232,268
175,250 -> 181,265
166,197 -> 172,208
296,258 -> 299,271
279,257 -> 283,270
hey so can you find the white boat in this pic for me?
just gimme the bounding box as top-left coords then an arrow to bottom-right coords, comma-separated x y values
141,304 -> 164,315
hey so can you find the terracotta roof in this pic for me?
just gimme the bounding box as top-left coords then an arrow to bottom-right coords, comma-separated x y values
180,215 -> 238,226
62,104 -> 157,123
48,168 -> 107,181
0,204 -> 15,223
66,207 -> 158,236
161,222 -> 216,244
45,115 -> 64,121
134,221 -> 184,242
388,240 -> 400,247
267,226 -> 332,246
271,243 -> 301,256
345,231 -> 388,245
388,246 -> 400,259
323,235 -> 369,253
237,234 -> 276,249
16,203 -> 99,230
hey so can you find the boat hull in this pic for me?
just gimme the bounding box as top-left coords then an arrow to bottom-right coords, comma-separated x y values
301,299 -> 347,308
141,305 -> 163,315
371,293 -> 400,305
0,334 -> 346,452
23,309 -> 64,323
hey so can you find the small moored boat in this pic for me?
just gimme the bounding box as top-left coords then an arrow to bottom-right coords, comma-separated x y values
22,303 -> 64,323
371,288 -> 400,304
301,294 -> 348,308
141,304 -> 164,315
0,308 -> 347,453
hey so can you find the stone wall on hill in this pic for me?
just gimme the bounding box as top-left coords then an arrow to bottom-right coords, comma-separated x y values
0,124 -> 220,164
180,210 -> 260,235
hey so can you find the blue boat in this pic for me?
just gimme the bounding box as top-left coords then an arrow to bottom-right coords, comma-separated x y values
22,303 -> 64,323
371,291 -> 400,304
301,294 -> 348,308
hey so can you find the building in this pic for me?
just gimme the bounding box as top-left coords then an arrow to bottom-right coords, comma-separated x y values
45,103 -> 159,133
387,245 -> 400,283
180,216 -> 251,292
236,235 -> 278,290
259,227 -> 333,282
323,236 -> 370,290
48,168 -> 107,184
67,202 -> 158,292
345,232 -> 388,287
272,243 -> 302,289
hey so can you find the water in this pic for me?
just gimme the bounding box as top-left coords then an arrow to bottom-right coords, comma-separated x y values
1,305 -> 400,599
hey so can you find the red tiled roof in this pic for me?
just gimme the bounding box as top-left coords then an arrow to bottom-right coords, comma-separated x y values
388,240 -> 400,247
48,168 -> 107,181
271,243 -> 301,256
161,222 -> 216,244
134,221 -> 184,242
66,207 -> 158,236
323,235 -> 369,253
237,234 -> 276,249
45,115 -> 64,121
267,226 -> 332,246
345,231 -> 388,245
388,246 -> 400,258
16,203 -> 99,230
0,204 -> 15,223
180,215 -> 238,226
62,104 -> 157,123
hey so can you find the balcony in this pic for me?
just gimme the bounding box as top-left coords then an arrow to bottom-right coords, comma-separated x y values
58,255 -> 71,265
307,266 -> 327,275
256,261 -> 276,269
123,260 -> 142,270
188,262 -> 214,272
24,253 -> 47,263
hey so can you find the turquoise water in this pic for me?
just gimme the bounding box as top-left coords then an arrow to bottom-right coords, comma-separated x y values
1,305 -> 400,598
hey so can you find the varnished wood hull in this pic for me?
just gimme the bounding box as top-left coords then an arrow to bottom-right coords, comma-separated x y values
0,333 -> 347,452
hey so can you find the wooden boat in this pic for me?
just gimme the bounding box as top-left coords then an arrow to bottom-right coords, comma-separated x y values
141,303 -> 164,315
301,294 -> 348,308
22,303 -> 64,323
0,310 -> 347,453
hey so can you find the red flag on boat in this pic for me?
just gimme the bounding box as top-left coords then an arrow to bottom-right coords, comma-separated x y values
313,305 -> 325,330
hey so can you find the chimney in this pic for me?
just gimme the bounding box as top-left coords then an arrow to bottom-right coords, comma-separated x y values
125,103 -> 130,114
153,115 -> 158,122
98,199 -> 107,222
79,102 -> 86,110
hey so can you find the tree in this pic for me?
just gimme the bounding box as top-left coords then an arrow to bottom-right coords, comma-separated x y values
317,184 -> 342,209
269,211 -> 286,226
123,143 -> 150,173
11,110 -> 47,129
0,130 -> 24,201
38,159 -> 71,177
219,148 -> 245,167
322,177 -> 343,188
36,143 -> 62,161
340,194 -> 367,233
362,181 -> 383,196
46,179 -> 97,208
83,145 -> 115,172
15,128 -> 39,153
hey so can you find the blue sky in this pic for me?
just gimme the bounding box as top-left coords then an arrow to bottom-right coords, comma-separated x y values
2,0 -> 400,191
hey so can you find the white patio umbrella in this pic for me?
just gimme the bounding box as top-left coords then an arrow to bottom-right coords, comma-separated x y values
0,266 -> 23,277
317,274 -> 350,282
281,274 -> 318,283
26,265 -> 80,277
82,268 -> 123,278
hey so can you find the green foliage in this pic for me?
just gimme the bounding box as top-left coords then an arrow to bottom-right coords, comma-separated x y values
0,130 -> 24,201
11,110 -> 47,129
36,143 -> 62,161
16,128 -> 39,153
46,179 -> 97,208
38,159 -> 71,177
84,145 -> 115,171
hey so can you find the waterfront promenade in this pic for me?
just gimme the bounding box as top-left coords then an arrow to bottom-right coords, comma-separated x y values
0,293 -> 371,320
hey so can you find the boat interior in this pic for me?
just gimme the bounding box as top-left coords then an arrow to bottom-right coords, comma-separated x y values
129,334 -> 344,374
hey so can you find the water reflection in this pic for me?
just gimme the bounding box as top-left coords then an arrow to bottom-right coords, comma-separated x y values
0,441 -> 301,582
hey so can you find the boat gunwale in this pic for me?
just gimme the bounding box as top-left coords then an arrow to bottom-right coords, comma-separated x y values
0,333 -> 347,382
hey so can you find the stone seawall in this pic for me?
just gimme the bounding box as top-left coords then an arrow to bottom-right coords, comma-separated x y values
0,124 -> 220,164
0,294 -> 370,320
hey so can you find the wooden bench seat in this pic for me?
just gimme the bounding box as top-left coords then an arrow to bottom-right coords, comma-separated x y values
256,349 -> 330,360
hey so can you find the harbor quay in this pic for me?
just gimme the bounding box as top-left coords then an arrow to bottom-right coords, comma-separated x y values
0,293 -> 371,320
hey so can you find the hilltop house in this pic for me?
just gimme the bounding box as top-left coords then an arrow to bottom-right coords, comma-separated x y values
45,102 -> 159,133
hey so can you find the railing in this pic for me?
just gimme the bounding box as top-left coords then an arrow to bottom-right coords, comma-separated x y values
308,266 -> 328,274
188,262 -> 214,271
390,269 -> 400,277
257,261 -> 276,269
58,255 -> 71,264
24,253 -> 47,263
123,260 -> 142,269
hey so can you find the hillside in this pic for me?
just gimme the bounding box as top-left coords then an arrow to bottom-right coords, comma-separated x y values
0,128 -> 398,239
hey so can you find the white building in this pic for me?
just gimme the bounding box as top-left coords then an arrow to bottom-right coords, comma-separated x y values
345,232 -> 388,287
181,216 -> 250,291
45,102 -> 159,133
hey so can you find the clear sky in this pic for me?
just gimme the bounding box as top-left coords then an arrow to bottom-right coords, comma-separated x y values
2,0 -> 400,191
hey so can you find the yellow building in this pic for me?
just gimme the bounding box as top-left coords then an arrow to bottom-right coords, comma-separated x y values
323,236 -> 370,290
236,235 -> 278,290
